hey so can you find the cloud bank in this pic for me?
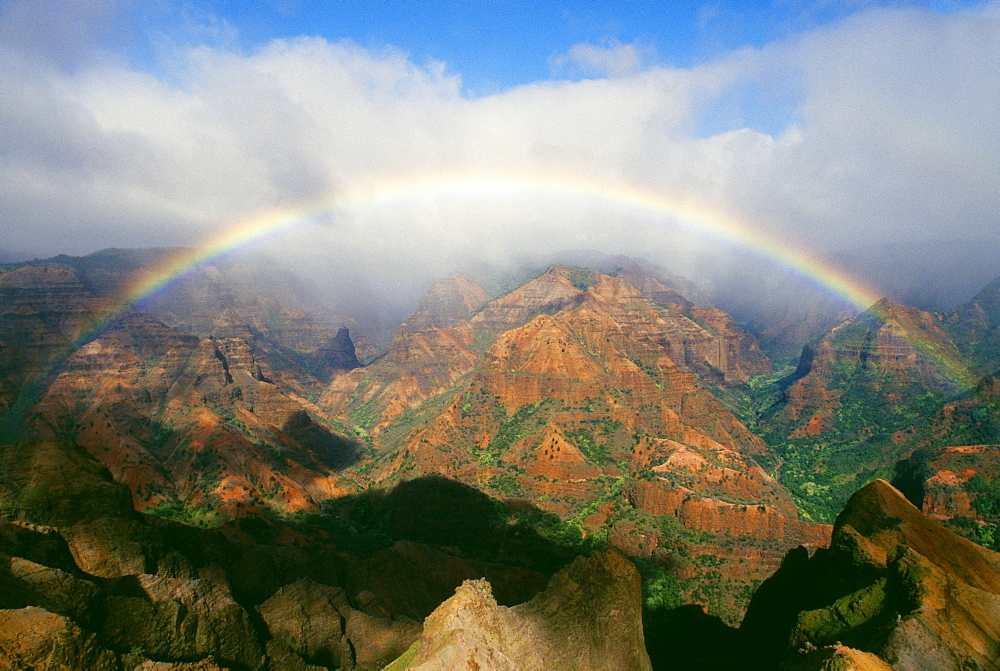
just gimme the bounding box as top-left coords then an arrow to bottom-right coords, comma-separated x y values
1,0 -> 998,312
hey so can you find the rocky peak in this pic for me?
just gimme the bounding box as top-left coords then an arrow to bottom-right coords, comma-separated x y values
966,274 -> 1000,323
740,479 -> 1000,668
386,549 -> 652,671
314,327 -> 360,374
943,272 -> 1000,375
606,258 -> 699,309
834,479 -> 1000,593
828,298 -> 958,368
399,275 -> 489,331
777,298 -> 970,443
466,267 -> 588,338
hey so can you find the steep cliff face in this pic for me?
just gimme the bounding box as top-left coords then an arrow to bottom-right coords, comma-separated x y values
386,549 -> 652,671
609,259 -> 771,384
0,265 -> 116,418
740,480 -> 1000,669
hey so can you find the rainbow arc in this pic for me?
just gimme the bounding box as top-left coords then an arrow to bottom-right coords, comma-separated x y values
66,173 -> 974,386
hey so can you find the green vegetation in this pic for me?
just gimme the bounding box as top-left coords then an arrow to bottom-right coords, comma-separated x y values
348,398 -> 380,430
966,473 -> 1000,517
567,428 -> 614,464
757,359 -> 951,522
945,516 -> 999,552
145,497 -> 226,528
148,422 -> 175,450
637,562 -> 684,610
568,268 -> 599,292
696,366 -> 795,450
477,400 -> 547,465
487,472 -> 521,496
939,395 -> 1000,446
791,578 -> 891,648
931,473 -> 1000,551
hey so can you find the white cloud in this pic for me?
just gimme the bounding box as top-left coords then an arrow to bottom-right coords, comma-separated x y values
548,40 -> 653,78
0,1 -> 997,309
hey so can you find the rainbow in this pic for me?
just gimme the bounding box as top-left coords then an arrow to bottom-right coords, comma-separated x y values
75,172 -> 973,385
123,173 -> 885,308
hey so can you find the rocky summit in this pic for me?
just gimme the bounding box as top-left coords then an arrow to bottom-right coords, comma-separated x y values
740,479 -> 1000,669
386,549 -> 651,671
2,250 -> 1000,668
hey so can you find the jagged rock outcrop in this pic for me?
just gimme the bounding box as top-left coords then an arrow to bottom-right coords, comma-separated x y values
100,573 -> 263,667
740,479 -> 1000,669
259,577 -> 421,669
0,607 -> 119,670
315,326 -> 361,374
386,549 -> 652,671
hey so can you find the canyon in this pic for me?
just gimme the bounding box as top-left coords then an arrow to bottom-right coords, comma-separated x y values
1,248 -> 999,668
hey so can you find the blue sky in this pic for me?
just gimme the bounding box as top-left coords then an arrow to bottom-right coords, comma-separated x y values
129,1 -> 983,91
112,0 -> 990,138
169,1 -> 761,88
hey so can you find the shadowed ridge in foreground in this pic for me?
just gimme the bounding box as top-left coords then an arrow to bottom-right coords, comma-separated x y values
385,548 -> 652,671
0,439 -> 601,669
738,479 -> 1000,669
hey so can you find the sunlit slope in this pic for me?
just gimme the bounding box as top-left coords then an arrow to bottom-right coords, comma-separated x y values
760,298 -> 974,522
323,264 -> 828,622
